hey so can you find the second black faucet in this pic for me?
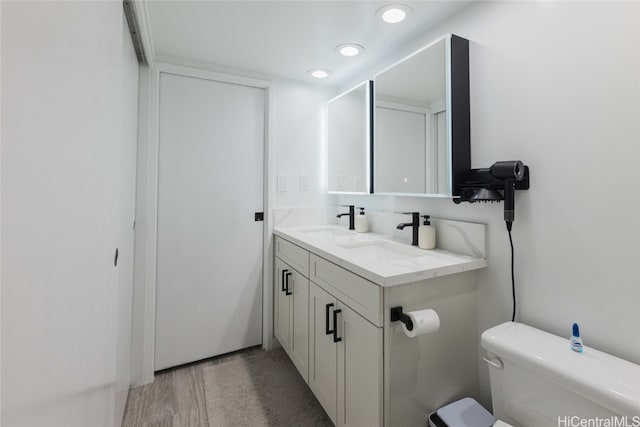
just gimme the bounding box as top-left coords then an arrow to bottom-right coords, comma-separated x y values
337,205 -> 355,230
396,212 -> 420,246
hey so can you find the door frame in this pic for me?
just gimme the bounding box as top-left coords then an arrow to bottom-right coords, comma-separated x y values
136,62 -> 274,384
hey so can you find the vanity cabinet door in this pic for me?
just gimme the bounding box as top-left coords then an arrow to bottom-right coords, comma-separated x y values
274,259 -> 291,351
336,304 -> 383,427
274,258 -> 309,383
288,267 -> 309,383
309,282 -> 338,424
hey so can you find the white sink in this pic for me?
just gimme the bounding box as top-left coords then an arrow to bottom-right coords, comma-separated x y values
298,227 -> 353,239
338,240 -> 424,262
274,222 -> 488,286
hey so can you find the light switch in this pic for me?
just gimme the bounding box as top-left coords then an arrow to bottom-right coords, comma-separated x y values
299,175 -> 310,191
277,176 -> 287,192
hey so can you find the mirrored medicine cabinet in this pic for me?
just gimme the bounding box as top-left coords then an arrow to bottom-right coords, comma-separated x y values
327,34 -> 470,197
327,81 -> 372,194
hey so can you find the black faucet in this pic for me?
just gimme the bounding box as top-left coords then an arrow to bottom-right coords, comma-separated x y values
337,205 -> 355,230
396,212 -> 420,246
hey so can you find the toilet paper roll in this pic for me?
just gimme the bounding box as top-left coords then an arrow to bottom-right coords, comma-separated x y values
402,309 -> 440,338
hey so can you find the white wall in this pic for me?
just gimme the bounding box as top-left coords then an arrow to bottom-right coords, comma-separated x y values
339,1 -> 640,406
1,2 -> 138,425
0,2 -> 4,417
272,79 -> 336,208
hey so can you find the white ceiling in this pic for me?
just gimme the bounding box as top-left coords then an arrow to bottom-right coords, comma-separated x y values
144,1 -> 471,87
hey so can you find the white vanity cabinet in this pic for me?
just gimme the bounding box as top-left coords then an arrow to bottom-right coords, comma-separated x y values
309,253 -> 383,425
309,282 -> 383,427
308,282 -> 338,423
274,240 -> 310,383
276,236 -> 383,426
273,226 -> 484,427
336,296 -> 383,427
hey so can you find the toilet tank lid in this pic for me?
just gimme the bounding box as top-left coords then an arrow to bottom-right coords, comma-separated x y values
481,322 -> 640,416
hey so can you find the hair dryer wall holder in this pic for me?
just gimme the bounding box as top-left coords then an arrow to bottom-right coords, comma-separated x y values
453,161 -> 530,232
453,164 -> 530,204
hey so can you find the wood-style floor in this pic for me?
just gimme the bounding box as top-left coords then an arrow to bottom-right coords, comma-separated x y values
122,346 -> 263,427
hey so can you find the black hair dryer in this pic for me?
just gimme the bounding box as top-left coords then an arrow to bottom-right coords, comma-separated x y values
454,160 -> 530,230
482,161 -> 526,231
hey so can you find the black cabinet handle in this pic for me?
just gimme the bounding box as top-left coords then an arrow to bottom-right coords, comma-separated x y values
333,309 -> 342,343
285,272 -> 292,296
281,269 -> 288,292
325,303 -> 334,335
114,248 -> 119,267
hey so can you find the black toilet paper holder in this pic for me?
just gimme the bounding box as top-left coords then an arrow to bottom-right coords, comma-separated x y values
390,306 -> 414,331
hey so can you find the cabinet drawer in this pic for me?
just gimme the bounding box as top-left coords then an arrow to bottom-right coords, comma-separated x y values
310,254 -> 382,327
275,236 -> 309,277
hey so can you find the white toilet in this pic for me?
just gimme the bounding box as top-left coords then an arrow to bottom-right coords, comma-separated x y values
432,321 -> 640,426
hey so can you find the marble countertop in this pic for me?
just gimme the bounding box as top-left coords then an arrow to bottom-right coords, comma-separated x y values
274,224 -> 487,287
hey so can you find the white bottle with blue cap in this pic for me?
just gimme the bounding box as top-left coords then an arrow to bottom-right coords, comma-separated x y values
570,323 -> 584,353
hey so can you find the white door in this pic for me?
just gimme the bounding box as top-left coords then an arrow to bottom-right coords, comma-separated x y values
155,72 -> 264,371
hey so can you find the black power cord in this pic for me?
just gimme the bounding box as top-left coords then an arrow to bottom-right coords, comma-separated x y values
508,225 -> 516,322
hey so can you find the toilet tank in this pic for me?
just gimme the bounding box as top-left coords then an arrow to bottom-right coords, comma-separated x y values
481,322 -> 640,427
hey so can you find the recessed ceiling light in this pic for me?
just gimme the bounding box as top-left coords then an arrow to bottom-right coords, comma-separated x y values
376,4 -> 412,24
335,43 -> 364,57
309,69 -> 331,79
